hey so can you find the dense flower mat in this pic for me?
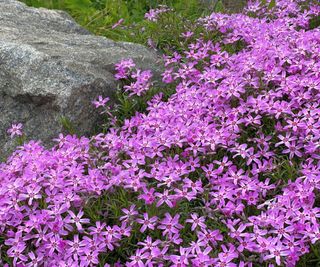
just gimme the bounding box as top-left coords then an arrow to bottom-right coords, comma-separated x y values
1,0 -> 320,266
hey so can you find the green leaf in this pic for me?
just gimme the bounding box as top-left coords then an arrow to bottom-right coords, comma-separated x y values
268,0 -> 276,10
214,0 -> 225,13
16,135 -> 27,146
260,0 -> 267,5
59,116 -> 76,135
65,0 -> 91,10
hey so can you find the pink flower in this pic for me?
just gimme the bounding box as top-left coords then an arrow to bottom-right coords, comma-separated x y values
158,213 -> 183,236
92,95 -> 109,108
185,213 -> 206,231
264,241 -> 289,266
7,123 -> 23,138
67,210 -> 90,231
136,213 -> 158,233
181,31 -> 194,38
128,249 -> 149,266
155,190 -> 175,208
112,18 -> 124,29
18,186 -> 42,205
120,205 -> 138,222
144,5 -> 171,22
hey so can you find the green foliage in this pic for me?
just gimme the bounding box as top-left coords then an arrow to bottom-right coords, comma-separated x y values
309,15 -> 320,29
268,0 -> 276,9
297,244 -> 320,267
260,0 -> 267,5
16,134 -> 27,147
59,115 -> 77,135
214,0 -> 225,13
22,0 -> 67,8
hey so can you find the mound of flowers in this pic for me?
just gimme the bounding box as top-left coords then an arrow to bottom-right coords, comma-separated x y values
1,0 -> 320,266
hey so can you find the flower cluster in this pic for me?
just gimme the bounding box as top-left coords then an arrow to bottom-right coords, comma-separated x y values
144,5 -> 172,22
1,0 -> 320,266
114,58 -> 136,80
115,59 -> 153,96
0,137 -> 119,266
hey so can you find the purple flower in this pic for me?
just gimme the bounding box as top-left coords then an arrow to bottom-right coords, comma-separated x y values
7,123 -> 23,138
136,213 -> 158,233
92,96 -> 109,108
128,249 -> 149,267
112,18 -> 124,29
158,213 -> 183,236
185,213 -> 206,231
67,210 -> 90,231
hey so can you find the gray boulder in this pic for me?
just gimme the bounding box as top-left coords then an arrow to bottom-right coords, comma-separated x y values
0,0 -> 162,159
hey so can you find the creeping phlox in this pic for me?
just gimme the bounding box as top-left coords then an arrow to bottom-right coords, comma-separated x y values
144,5 -> 172,22
1,0 -> 320,266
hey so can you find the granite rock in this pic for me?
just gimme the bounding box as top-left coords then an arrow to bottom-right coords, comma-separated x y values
0,0 -> 162,159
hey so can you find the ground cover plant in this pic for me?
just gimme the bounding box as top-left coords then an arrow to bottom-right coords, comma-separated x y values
1,0 -> 320,266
